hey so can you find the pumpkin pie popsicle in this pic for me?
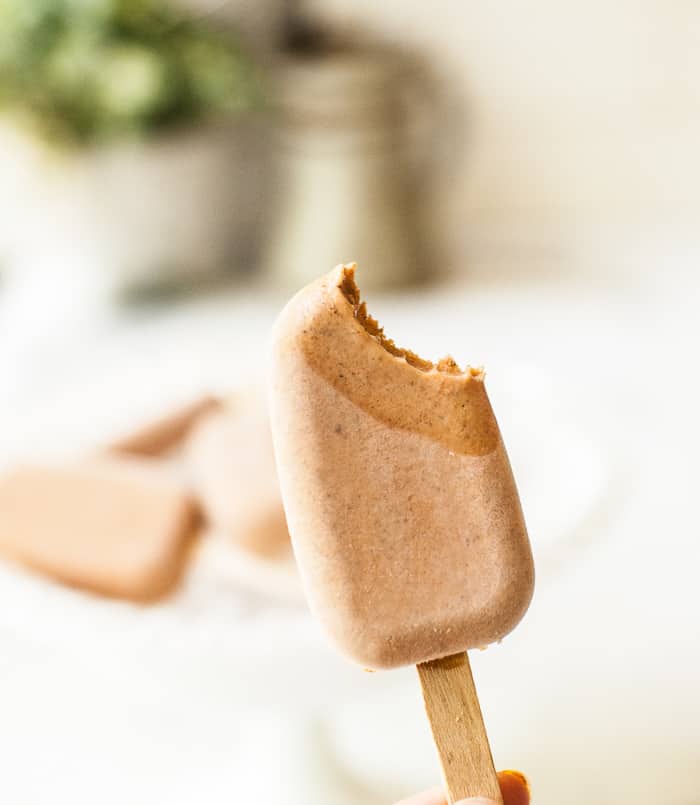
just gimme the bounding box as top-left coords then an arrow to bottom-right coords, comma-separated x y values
268,264 -> 534,804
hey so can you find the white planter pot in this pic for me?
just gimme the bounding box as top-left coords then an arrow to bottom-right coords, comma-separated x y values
3,120 -> 264,302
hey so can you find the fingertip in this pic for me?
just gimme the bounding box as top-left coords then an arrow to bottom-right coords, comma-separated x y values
497,770 -> 530,805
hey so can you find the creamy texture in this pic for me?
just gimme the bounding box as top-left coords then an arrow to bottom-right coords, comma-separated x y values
269,265 -> 534,669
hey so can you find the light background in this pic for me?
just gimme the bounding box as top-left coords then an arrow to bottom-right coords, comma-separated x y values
1,2 -> 699,803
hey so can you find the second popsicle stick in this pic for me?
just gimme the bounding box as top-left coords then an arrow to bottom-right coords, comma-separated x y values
417,652 -> 503,805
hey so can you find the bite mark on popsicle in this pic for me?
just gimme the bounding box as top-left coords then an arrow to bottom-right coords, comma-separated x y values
339,263 -> 478,377
297,264 -> 498,457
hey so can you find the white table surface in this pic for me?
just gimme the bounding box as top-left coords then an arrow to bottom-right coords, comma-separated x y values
0,252 -> 698,805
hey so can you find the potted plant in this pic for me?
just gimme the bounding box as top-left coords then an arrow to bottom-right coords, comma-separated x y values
0,0 -> 262,301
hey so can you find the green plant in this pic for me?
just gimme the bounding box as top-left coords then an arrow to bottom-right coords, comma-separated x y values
0,0 -> 259,146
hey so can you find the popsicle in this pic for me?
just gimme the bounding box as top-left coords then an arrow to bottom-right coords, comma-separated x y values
185,400 -> 291,557
0,458 -> 198,601
268,264 -> 534,804
107,395 -> 222,456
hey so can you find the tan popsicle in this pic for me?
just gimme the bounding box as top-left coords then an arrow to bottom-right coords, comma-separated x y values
107,395 -> 222,457
0,458 -> 198,601
268,264 -> 534,803
185,401 -> 291,557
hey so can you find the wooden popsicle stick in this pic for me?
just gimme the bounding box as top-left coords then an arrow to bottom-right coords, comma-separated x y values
417,652 -> 503,805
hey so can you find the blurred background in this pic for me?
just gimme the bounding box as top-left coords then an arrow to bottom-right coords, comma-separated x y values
0,1 -> 699,803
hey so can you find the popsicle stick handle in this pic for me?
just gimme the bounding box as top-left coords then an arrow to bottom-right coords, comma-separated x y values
417,652 -> 503,805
